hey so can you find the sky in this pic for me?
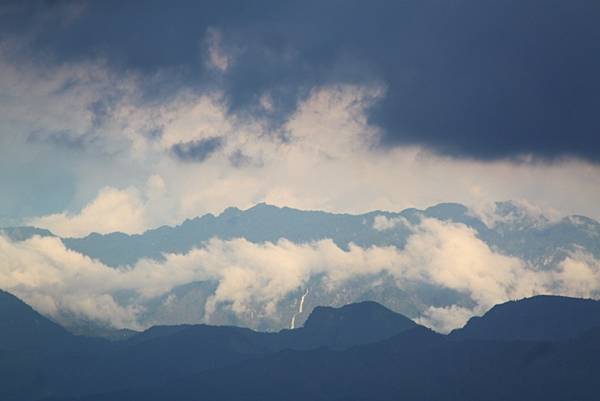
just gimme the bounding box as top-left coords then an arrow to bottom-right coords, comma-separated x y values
1,0 -> 600,236
1,1 -> 600,332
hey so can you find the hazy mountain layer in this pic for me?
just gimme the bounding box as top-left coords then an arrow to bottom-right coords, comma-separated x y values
2,201 -> 599,334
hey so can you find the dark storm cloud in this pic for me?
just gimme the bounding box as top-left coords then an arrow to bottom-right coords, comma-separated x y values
2,0 -> 600,161
171,137 -> 224,163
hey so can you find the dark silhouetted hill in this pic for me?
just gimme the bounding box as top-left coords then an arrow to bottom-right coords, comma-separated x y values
275,301 -> 418,349
0,290 -> 419,401
0,290 -> 71,351
451,295 -> 600,341
47,295 -> 600,401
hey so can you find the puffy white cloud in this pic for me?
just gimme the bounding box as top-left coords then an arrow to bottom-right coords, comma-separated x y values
554,250 -> 600,298
0,235 -> 141,328
394,219 -> 547,309
25,174 -> 177,237
28,187 -> 148,237
372,215 -> 411,231
416,305 -> 475,334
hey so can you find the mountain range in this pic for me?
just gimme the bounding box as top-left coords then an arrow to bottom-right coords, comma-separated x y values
1,290 -> 599,401
2,201 -> 599,334
7,201 -> 599,268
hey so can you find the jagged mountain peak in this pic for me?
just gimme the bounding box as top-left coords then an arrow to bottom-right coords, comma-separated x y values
295,301 -> 418,349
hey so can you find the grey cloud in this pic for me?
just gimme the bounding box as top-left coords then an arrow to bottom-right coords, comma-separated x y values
228,149 -> 262,168
3,0 -> 599,161
228,149 -> 251,168
171,137 -> 224,162
144,127 -> 163,141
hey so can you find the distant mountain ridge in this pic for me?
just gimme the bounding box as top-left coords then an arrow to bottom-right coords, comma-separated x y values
2,201 -> 599,333
4,201 -> 598,267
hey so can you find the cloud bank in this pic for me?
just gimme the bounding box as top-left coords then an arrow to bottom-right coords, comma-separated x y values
2,218 -> 598,333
